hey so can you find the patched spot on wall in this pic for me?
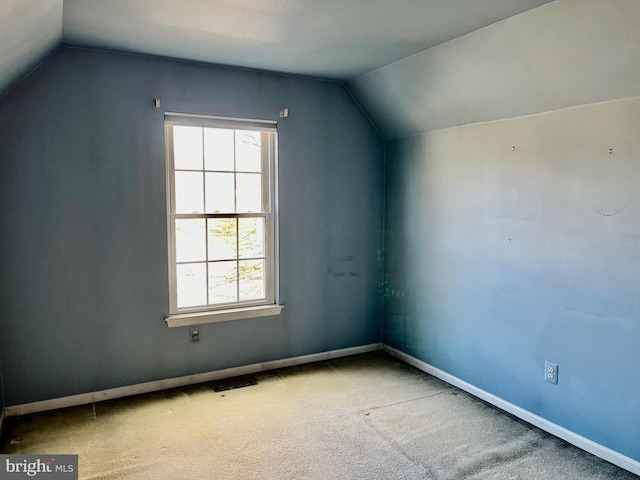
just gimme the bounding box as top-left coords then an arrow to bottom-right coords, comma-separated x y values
328,255 -> 362,278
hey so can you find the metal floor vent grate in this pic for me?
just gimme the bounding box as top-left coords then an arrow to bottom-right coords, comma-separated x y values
212,377 -> 258,392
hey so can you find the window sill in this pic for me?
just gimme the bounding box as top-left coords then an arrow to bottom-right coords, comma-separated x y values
165,304 -> 284,328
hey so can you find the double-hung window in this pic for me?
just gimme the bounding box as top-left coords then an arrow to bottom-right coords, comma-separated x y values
164,114 -> 282,327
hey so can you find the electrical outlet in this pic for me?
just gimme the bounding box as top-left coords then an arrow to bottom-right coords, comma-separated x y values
545,361 -> 558,384
189,326 -> 200,343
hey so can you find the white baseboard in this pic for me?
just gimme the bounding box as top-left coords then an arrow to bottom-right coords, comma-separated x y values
382,345 -> 640,476
5,343 -> 382,417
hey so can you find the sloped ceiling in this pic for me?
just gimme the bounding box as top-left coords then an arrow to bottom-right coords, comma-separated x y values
0,0 -> 63,95
350,0 -> 640,138
0,0 -> 551,96
61,0 -> 552,80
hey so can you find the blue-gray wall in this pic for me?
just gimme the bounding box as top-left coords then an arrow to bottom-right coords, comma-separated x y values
0,47 -> 384,406
349,0 -> 640,464
383,97 -> 640,462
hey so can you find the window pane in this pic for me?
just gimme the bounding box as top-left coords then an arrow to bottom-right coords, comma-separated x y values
209,261 -> 238,304
208,218 -> 237,261
173,126 -> 203,170
175,172 -> 204,213
205,172 -> 235,213
204,128 -> 234,171
235,130 -> 261,172
239,217 -> 264,259
239,259 -> 265,301
236,173 -> 262,213
175,219 -> 206,263
176,263 -> 207,308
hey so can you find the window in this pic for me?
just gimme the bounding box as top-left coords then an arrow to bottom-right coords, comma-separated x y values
164,114 -> 283,327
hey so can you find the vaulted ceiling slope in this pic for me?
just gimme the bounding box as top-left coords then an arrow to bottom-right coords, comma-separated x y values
0,0 -> 551,97
349,0 -> 640,138
61,0 -> 552,80
0,0 -> 63,95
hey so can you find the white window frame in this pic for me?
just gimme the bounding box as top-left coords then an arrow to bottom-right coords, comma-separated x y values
164,113 -> 283,327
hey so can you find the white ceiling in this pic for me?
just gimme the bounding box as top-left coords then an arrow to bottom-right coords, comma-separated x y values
0,0 -> 63,95
0,0 -> 552,95
350,0 -> 640,138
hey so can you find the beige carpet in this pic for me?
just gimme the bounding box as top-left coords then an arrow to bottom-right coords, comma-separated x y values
1,352 -> 636,479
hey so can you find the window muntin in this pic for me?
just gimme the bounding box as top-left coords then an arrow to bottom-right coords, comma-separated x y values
166,116 -> 277,315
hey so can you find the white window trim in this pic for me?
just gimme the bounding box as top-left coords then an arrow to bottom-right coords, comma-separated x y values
166,304 -> 285,328
164,113 -> 283,328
